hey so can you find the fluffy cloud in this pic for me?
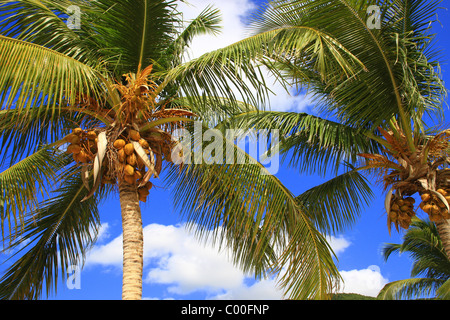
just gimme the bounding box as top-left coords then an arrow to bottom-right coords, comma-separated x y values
211,278 -> 284,300
338,265 -> 389,297
143,224 -> 244,295
327,234 -> 352,256
86,223 -> 284,299
86,222 -> 389,299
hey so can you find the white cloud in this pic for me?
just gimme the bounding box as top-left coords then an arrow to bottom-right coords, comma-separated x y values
211,278 -> 284,300
86,223 -> 387,299
96,222 -> 111,243
337,265 -> 389,297
85,233 -> 123,266
143,224 -> 244,294
327,235 -> 352,256
85,223 -> 284,298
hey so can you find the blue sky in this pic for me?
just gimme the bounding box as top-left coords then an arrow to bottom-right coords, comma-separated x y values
1,0 -> 449,300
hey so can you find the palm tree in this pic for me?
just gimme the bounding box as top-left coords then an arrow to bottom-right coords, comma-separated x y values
378,217 -> 450,300
0,0 -> 361,300
224,0 -> 449,263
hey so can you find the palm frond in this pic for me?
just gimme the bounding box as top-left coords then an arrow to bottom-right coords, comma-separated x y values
436,278 -> 450,300
0,146 -> 68,243
0,105 -> 105,166
0,165 -> 107,300
377,277 -> 444,300
89,0 -> 179,75
296,167 -> 374,235
165,122 -> 340,299
0,35 -> 107,120
254,0 -> 446,136
0,0 -> 104,65
228,111 -> 384,176
380,217 -> 450,299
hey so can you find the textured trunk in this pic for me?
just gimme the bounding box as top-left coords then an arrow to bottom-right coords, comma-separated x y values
119,180 -> 143,300
435,218 -> 450,260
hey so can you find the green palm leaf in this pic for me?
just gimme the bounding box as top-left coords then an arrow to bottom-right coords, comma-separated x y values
89,0 -> 179,75
0,105 -> 105,166
164,5 -> 222,64
0,166 -> 107,300
165,122 -> 341,299
0,146 -> 68,242
379,218 -> 450,299
227,111 -> 384,175
296,167 -> 374,235
377,277 -> 444,300
0,0 -> 104,65
0,35 -> 106,118
254,0 -> 446,137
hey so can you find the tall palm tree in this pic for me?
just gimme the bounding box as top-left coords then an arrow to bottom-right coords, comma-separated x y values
224,0 -> 449,267
378,217 -> 450,300
0,0 -> 362,300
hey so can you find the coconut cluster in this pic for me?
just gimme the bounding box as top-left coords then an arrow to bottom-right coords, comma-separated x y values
113,129 -> 155,202
419,188 -> 450,222
389,197 -> 416,229
65,127 -> 97,163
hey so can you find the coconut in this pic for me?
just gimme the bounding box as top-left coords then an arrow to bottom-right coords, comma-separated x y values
138,188 -> 150,197
134,170 -> 142,180
129,129 -> 141,141
405,197 -> 415,204
124,143 -> 134,155
67,144 -> 81,154
114,139 -> 126,149
118,149 -> 126,162
127,153 -> 137,166
73,128 -> 83,135
124,164 -> 135,176
421,193 -> 431,202
422,204 -> 433,213
400,205 -> 410,212
431,205 -> 441,215
145,181 -> 153,190
77,150 -> 89,163
87,131 -> 97,140
69,135 -> 81,145
391,204 -> 400,211
437,188 -> 447,196
389,210 -> 398,219
139,138 -> 149,149
64,134 -> 76,143
139,195 -> 147,202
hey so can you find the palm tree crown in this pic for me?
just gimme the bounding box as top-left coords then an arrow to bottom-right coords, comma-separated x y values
378,217 -> 450,300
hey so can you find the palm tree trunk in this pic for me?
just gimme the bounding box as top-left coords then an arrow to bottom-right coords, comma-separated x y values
436,218 -> 450,260
119,180 -> 143,300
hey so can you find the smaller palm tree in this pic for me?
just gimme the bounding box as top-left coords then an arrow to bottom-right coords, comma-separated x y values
377,217 -> 450,300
